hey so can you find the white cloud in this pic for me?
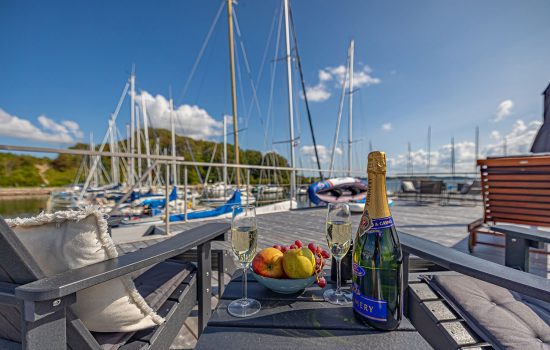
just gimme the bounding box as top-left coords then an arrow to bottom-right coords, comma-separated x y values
303,63 -> 381,103
381,123 -> 392,132
389,119 -> 542,174
484,119 -> 542,156
0,108 -> 82,144
62,120 -> 84,139
304,84 -> 331,102
136,91 -> 222,140
38,115 -> 69,134
300,144 -> 342,164
318,69 -> 332,82
326,65 -> 381,89
490,130 -> 501,140
494,99 -> 513,122
390,141 -> 476,174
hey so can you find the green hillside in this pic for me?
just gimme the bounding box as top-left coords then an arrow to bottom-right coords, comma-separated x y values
0,129 -> 307,187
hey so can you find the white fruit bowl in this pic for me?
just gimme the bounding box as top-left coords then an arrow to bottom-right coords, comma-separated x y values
251,269 -> 316,294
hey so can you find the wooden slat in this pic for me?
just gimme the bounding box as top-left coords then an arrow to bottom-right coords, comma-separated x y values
488,194 -> 550,203
478,156 -> 550,167
484,181 -> 550,189
486,174 -> 550,181
486,212 -> 550,225
483,216 -> 550,228
484,166 -> 550,173
488,188 -> 550,195
486,207 -> 550,217
488,200 -> 550,210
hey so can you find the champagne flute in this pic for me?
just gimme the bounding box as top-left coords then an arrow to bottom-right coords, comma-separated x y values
324,203 -> 353,305
227,204 -> 261,317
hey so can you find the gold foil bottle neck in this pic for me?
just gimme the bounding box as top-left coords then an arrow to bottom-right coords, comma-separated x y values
365,150 -> 391,220
367,151 -> 386,174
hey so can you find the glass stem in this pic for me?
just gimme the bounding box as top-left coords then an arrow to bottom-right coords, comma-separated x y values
243,265 -> 248,301
336,258 -> 342,295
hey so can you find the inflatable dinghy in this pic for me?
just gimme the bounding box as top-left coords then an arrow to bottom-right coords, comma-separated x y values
308,177 -> 368,205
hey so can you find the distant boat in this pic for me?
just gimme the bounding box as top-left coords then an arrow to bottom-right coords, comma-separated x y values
201,183 -> 255,207
170,189 -> 242,221
308,177 -> 368,206
46,190 -> 80,212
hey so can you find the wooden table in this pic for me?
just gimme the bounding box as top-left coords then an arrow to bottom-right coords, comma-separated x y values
196,272 -> 431,349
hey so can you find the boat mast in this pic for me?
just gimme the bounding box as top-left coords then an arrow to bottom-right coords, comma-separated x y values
109,118 -> 119,184
170,97 -> 177,186
223,115 -> 228,192
227,0 -> 240,187
141,95 -> 153,188
90,132 -> 98,187
427,126 -> 431,175
451,136 -> 456,176
329,48 -> 350,177
347,39 -> 354,177
155,137 -> 161,187
129,70 -> 136,187
475,126 -> 479,172
136,106 -> 142,187
288,8 -> 323,180
126,124 -> 130,184
283,0 -> 296,202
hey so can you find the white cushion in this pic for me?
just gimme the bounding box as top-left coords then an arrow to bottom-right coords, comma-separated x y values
402,181 -> 416,192
6,207 -> 164,332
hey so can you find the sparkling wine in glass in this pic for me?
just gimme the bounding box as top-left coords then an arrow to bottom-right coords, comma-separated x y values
227,205 -> 261,317
324,203 -> 353,305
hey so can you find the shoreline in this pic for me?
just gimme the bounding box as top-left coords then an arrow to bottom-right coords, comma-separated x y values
0,187 -> 60,198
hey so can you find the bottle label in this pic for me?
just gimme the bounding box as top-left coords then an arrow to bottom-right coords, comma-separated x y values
352,262 -> 366,277
370,216 -> 394,230
352,283 -> 387,321
358,216 -> 394,238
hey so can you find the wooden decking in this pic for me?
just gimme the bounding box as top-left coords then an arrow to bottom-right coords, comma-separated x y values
112,199 -> 549,349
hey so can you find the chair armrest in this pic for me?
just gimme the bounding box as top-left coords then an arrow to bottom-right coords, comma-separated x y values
15,222 -> 230,302
398,231 -> 550,302
490,224 -> 550,244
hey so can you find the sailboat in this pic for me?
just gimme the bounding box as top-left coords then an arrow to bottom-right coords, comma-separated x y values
306,40 -> 390,213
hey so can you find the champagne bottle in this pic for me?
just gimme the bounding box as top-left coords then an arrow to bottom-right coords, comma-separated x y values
352,151 -> 403,331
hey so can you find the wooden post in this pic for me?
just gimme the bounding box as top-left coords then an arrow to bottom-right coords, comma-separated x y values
184,166 -> 188,222
197,241 -> 212,335
246,169 -> 250,206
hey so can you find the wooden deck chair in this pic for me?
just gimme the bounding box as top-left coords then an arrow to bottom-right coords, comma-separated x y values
0,217 -> 229,350
416,180 -> 444,204
468,155 -> 550,253
400,232 -> 550,349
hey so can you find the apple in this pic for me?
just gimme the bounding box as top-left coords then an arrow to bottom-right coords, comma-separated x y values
252,247 -> 285,278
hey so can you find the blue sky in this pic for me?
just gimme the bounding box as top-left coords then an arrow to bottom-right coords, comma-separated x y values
1,0 -> 549,175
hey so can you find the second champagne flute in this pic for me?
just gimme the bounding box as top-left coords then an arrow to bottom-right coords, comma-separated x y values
324,202 -> 353,305
227,204 -> 261,317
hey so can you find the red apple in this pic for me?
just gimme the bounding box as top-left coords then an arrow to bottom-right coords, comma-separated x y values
252,247 -> 285,278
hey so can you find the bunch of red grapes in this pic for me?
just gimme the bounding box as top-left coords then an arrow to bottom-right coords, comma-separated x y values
272,240 -> 330,288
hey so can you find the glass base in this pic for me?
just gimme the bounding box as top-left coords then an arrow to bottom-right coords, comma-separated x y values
323,288 -> 352,305
227,298 -> 261,318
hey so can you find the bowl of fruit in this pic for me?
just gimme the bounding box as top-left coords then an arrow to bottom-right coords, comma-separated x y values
251,240 -> 329,294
